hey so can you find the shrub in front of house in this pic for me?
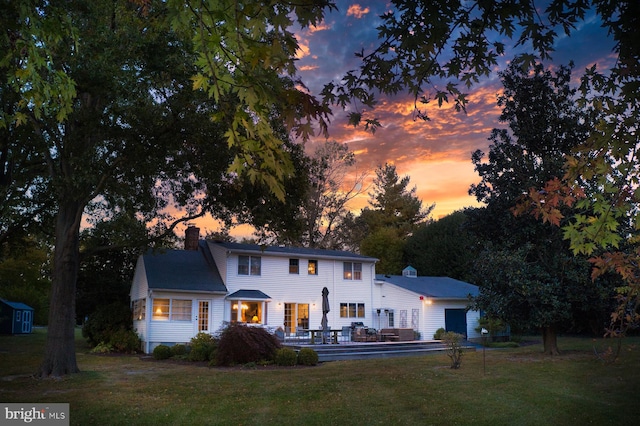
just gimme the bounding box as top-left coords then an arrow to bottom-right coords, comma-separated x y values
274,348 -> 298,366
153,344 -> 172,360
82,302 -> 134,347
216,323 -> 282,366
297,347 -> 319,366
171,344 -> 187,357
188,332 -> 217,362
108,328 -> 141,353
434,327 -> 446,339
90,342 -> 114,354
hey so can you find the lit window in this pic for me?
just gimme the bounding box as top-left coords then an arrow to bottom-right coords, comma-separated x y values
340,302 -> 365,318
343,262 -> 362,280
289,259 -> 299,274
230,301 -> 262,323
308,259 -> 318,275
153,298 -> 170,320
152,299 -> 192,321
133,299 -> 146,320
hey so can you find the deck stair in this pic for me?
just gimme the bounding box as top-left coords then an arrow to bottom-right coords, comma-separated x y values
285,340 -> 477,362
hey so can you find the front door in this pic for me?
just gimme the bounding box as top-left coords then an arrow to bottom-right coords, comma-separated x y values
198,301 -> 209,332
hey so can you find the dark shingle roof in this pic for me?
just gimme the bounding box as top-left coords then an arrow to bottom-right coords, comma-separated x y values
143,241 -> 226,293
375,275 -> 479,299
227,290 -> 271,300
210,241 -> 377,262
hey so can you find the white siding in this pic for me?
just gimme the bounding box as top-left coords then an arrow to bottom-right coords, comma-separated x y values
207,242 -> 228,282
423,301 -> 480,340
129,256 -> 148,300
372,282 -> 424,334
140,291 -> 227,353
466,309 -> 481,339
221,253 -> 377,331
373,281 -> 480,341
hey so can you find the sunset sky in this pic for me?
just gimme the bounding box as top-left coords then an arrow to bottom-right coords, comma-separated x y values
192,1 -> 617,239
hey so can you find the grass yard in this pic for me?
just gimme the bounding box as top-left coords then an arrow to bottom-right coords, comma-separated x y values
1,329 -> 639,425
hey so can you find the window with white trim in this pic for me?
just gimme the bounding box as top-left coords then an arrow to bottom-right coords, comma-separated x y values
343,262 -> 362,280
171,299 -> 192,321
289,258 -> 299,274
308,259 -> 318,275
238,255 -> 261,275
152,298 -> 192,321
133,299 -> 146,320
339,302 -> 366,318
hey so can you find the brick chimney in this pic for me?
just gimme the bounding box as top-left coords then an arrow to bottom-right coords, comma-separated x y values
184,225 -> 200,250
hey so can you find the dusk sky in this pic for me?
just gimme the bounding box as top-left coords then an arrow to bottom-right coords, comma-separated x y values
195,1 -> 618,239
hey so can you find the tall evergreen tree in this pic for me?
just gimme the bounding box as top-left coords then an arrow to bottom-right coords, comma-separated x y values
350,163 -> 433,274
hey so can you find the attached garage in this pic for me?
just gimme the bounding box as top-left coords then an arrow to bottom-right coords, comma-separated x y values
445,308 -> 468,337
373,268 -> 481,341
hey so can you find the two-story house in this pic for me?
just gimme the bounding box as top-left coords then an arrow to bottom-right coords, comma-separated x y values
130,226 -> 480,353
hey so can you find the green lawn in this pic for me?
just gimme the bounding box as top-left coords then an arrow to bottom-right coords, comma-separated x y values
1,329 -> 639,425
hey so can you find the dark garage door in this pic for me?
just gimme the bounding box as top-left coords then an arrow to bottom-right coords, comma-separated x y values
445,309 -> 467,337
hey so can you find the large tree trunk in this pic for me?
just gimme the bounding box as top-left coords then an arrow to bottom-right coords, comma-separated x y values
541,326 -> 560,356
38,199 -> 83,377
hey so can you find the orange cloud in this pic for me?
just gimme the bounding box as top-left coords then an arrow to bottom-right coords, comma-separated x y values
299,64 -> 319,72
309,22 -> 332,33
346,4 -> 370,19
296,39 -> 311,59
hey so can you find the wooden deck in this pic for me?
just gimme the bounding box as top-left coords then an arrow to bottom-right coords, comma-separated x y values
285,340 -> 478,362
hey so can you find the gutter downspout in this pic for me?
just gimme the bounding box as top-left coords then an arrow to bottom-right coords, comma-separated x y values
146,289 -> 152,354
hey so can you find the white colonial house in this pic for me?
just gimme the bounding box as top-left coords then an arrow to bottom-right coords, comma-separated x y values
130,226 -> 480,353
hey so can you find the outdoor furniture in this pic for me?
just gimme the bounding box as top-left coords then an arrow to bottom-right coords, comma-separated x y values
353,326 -> 377,342
302,329 -> 340,344
341,326 -> 351,342
379,328 -> 414,341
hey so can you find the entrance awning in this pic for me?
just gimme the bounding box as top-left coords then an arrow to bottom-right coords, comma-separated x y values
226,289 -> 271,300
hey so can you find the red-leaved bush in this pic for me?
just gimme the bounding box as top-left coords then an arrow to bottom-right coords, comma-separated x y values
216,323 -> 282,366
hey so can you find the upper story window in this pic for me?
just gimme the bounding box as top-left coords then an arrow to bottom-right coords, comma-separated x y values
343,262 -> 362,280
289,258 -> 299,274
238,255 -> 261,276
308,259 -> 318,275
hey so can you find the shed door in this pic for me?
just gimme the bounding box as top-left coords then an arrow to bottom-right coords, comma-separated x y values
445,309 -> 467,337
21,311 -> 32,333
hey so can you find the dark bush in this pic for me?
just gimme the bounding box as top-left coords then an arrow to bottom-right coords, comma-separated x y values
434,327 -> 446,339
216,323 -> 282,366
82,302 -> 133,347
275,348 -> 297,366
171,344 -> 187,357
153,344 -> 172,360
188,332 -> 217,362
297,347 -> 319,366
108,328 -> 141,353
